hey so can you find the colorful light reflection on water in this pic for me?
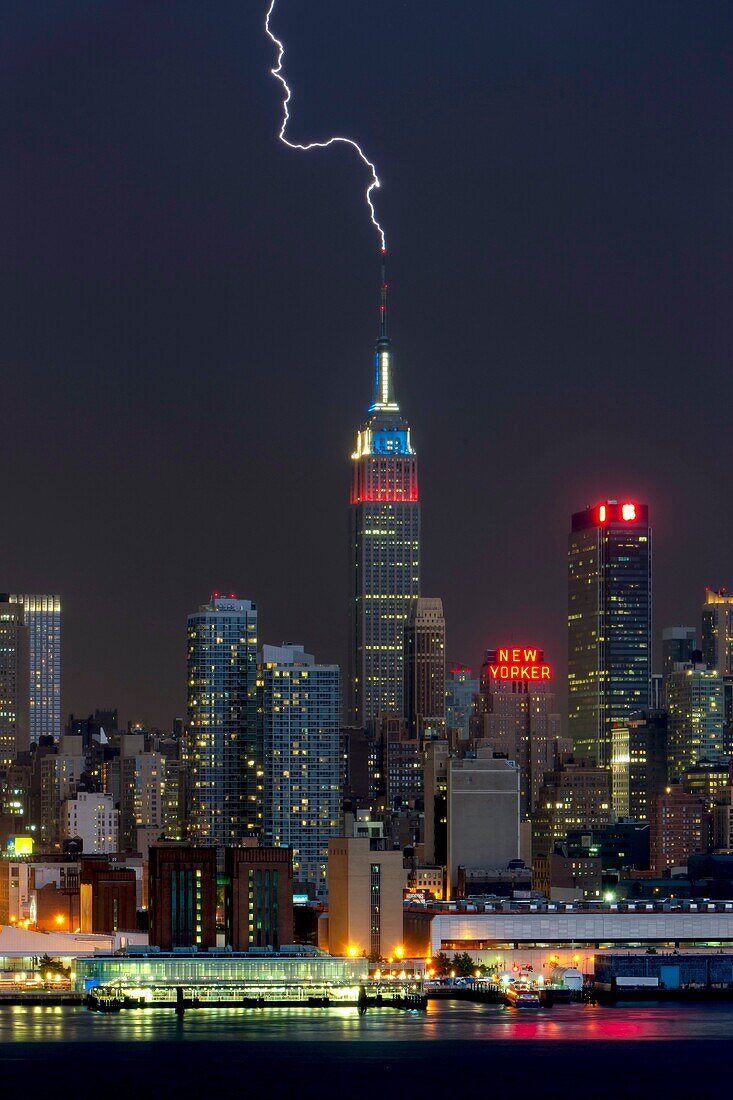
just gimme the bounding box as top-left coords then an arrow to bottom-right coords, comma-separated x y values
1,1000 -> 733,1043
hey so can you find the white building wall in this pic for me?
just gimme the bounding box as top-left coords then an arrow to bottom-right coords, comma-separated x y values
61,792 -> 118,854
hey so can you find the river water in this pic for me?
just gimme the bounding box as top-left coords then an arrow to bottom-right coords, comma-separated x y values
2,1000 -> 732,1096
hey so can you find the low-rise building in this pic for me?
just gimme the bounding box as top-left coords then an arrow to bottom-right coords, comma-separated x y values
533,850 -> 602,901
224,845 -> 294,951
403,899 -> 733,977
326,837 -> 405,959
650,783 -> 710,875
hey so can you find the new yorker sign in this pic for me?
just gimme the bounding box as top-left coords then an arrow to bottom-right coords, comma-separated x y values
487,648 -> 552,681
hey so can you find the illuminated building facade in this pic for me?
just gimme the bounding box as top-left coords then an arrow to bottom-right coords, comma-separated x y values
404,597 -> 446,741
610,709 -> 668,821
187,595 -> 259,845
0,597 -> 29,768
702,589 -> 733,674
260,644 -> 340,900
650,784 -> 709,876
568,501 -> 652,767
348,272 -> 420,728
326,837 -> 405,959
60,791 -> 118,854
9,595 -> 61,743
666,663 -> 729,779
531,756 -> 612,859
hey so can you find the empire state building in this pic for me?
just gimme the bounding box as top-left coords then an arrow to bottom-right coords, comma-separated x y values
347,262 -> 421,728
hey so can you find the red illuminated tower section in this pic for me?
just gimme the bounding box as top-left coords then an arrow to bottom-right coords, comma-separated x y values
348,255 -> 421,728
568,500 -> 652,768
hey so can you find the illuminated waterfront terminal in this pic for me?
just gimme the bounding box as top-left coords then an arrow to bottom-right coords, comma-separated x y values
73,945 -> 425,1008
403,900 -> 733,976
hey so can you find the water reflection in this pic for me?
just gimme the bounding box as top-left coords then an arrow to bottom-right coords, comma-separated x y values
1,1001 -> 732,1045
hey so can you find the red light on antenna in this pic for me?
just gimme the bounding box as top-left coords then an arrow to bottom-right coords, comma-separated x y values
621,502 -> 637,521
597,504 -> 607,524
229,592 -> 237,599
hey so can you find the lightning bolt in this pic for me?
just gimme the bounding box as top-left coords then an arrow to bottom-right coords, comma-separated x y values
264,0 -> 386,251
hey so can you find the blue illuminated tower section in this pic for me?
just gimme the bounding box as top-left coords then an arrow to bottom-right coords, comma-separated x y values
348,258 -> 421,728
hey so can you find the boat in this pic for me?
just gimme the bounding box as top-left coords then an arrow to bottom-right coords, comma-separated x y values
504,982 -> 540,1007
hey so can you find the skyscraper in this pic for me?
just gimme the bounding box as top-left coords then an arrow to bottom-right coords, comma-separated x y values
404,597 -> 446,741
186,595 -> 259,846
702,589 -> 733,674
260,644 -> 340,900
0,597 -> 30,768
610,709 -> 668,821
666,661 -> 729,779
568,500 -> 652,767
9,595 -> 61,743
348,264 -> 420,728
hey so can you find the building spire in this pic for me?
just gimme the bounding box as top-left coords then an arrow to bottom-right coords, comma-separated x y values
370,248 -> 399,413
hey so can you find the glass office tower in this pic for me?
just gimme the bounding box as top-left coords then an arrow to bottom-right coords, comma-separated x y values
348,269 -> 420,728
9,594 -> 61,743
186,595 -> 259,845
568,500 -> 651,767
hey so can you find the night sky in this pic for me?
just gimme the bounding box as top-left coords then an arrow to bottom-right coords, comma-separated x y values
3,1 -> 733,728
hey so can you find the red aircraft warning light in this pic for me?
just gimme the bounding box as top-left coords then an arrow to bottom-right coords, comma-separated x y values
595,501 -> 640,526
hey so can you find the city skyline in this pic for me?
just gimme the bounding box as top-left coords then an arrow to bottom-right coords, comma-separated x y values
4,2 -> 733,728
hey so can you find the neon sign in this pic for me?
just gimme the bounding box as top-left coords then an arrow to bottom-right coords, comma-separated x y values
488,648 -> 552,681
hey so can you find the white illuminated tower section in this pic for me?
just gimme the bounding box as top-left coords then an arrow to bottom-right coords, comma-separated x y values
348,258 -> 420,728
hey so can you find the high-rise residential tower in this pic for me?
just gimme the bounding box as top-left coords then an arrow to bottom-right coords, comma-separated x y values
0,597 -> 29,768
9,595 -> 61,743
404,597 -> 446,741
348,264 -> 420,728
568,500 -> 652,767
186,595 -> 259,846
260,644 -> 340,900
